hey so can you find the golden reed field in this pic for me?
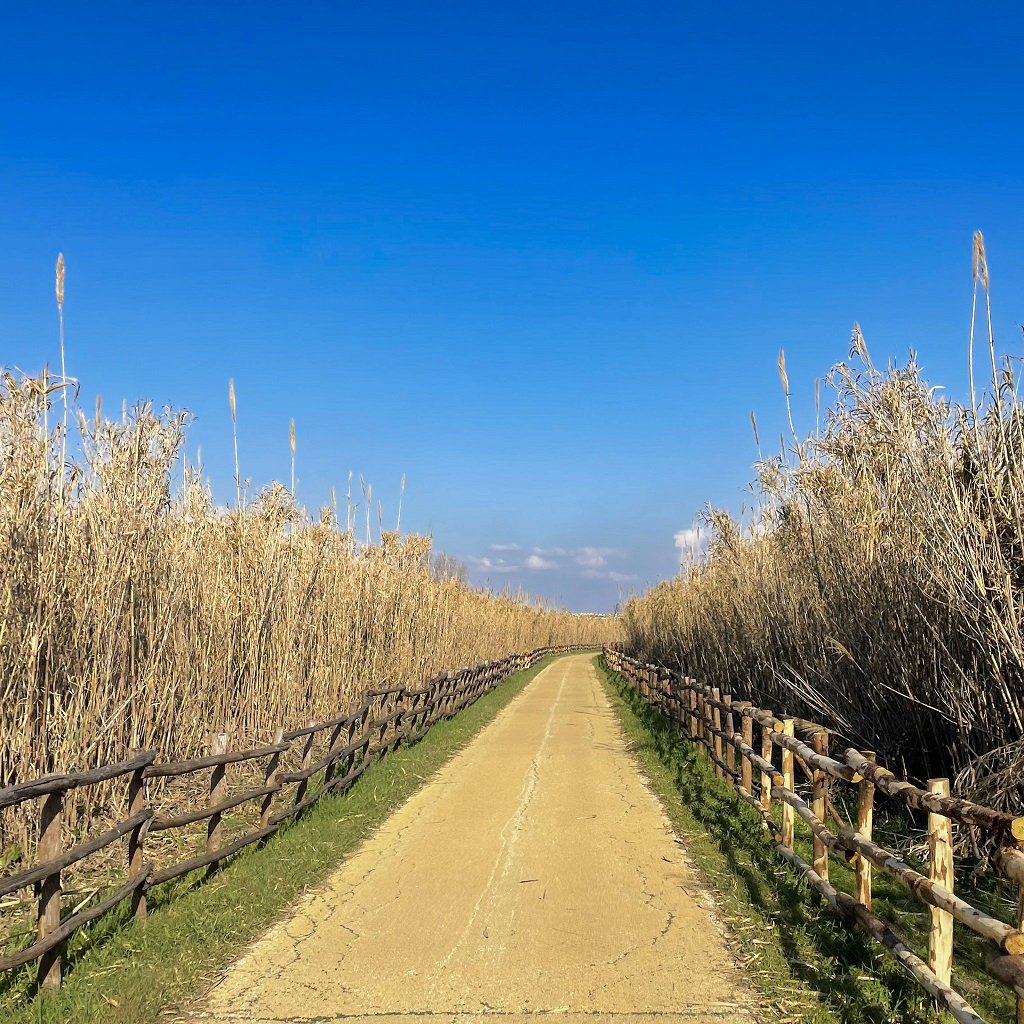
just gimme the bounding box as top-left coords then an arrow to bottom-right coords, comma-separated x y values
622,234 -> 1024,812
0,307 -> 616,839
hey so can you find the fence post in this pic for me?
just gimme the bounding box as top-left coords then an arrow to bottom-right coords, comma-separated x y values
856,750 -> 875,909
36,791 -> 63,989
1017,851 -> 1024,1024
740,705 -> 753,794
406,691 -> 421,742
417,689 -> 428,736
207,731 -> 229,876
928,778 -> 954,987
781,719 -> 795,850
128,763 -> 148,918
444,672 -> 455,718
260,726 -> 285,830
293,720 -> 316,814
688,686 -> 698,740
723,695 -> 736,786
704,692 -> 714,755
425,678 -> 438,726
325,715 -> 349,783
343,714 -> 360,778
760,714 -> 774,813
812,732 -> 830,881
711,688 -> 723,779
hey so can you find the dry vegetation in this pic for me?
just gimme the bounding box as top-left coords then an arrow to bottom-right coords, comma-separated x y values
0,324 -> 614,853
623,234 -> 1024,810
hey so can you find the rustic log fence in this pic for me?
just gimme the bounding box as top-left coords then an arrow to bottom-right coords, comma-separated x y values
604,646 -> 1024,1024
0,644 -> 588,991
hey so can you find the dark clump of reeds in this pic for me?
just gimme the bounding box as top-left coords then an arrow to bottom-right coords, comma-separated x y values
623,233 -> 1024,812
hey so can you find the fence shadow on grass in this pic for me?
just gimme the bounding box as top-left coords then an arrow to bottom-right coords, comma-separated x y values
602,658 -> 955,1024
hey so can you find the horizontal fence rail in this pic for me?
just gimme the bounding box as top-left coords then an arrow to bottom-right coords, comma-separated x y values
603,646 -> 1024,1024
0,644 -> 590,992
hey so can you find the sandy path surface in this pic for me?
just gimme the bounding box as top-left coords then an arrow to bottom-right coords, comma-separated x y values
186,654 -> 759,1024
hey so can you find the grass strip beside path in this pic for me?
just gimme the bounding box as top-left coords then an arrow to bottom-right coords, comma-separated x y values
4,655 -> 566,1024
595,654 -> 1016,1024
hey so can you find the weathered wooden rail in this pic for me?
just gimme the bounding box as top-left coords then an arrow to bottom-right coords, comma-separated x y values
604,646 -> 1024,1024
0,644 -> 588,991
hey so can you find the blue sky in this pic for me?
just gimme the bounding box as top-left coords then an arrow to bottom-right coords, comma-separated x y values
3,1 -> 1024,611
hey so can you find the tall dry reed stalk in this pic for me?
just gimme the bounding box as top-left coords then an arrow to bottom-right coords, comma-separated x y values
623,234 -> 1024,811
0,370 -> 616,854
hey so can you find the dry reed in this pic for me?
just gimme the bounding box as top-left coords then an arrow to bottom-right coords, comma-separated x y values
622,234 -> 1024,812
0,368 -> 615,855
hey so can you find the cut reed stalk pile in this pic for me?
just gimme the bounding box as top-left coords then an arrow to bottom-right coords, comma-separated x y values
623,234 -> 1024,812
0,371 -> 616,856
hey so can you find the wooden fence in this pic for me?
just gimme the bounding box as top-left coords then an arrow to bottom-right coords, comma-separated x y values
0,644 -> 588,991
604,646 -> 1024,1024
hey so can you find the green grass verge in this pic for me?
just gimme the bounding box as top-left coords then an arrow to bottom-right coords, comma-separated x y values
595,654 -> 1015,1024
3,654 -> 564,1024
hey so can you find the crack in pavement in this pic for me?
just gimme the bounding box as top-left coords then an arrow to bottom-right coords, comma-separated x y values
434,663 -> 573,981
183,656 -> 761,1024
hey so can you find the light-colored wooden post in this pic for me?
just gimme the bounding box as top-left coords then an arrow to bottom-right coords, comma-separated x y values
723,695 -> 736,786
128,765 -> 148,918
260,726 -> 285,830
812,732 -> 829,881
711,688 -> 723,779
688,686 -> 698,739
36,791 -> 63,989
856,750 -> 875,909
760,715 -> 774,813
781,719 -> 795,850
207,731 -> 229,876
740,706 -> 753,794
1016,852 -> 1024,1024
928,778 -> 954,987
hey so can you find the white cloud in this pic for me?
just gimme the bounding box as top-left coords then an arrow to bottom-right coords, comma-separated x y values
465,555 -> 517,573
582,568 -> 638,582
466,543 -> 630,580
528,545 -> 625,567
574,546 -> 623,568
525,554 -> 558,570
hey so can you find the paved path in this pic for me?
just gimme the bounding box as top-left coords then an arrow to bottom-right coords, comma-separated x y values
188,654 -> 758,1023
